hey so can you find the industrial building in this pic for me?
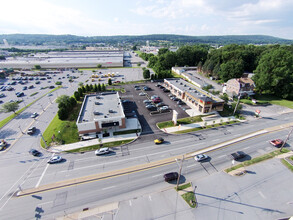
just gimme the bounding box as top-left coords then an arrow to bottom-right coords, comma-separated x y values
76,92 -> 126,137
0,50 -> 124,69
164,78 -> 224,113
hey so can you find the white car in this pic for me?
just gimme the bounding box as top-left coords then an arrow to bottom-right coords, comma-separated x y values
151,95 -> 159,100
47,155 -> 63,164
194,154 -> 209,162
31,112 -> 38,118
95,147 -> 110,155
159,106 -> 169,111
139,92 -> 146,96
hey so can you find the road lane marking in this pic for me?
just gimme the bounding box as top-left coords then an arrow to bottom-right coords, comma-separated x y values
217,155 -> 226,159
243,147 -> 250,150
129,200 -> 132,206
212,139 -> 220,142
38,201 -> 53,206
258,191 -> 266,199
102,186 -> 116,190
152,174 -> 162,178
187,164 -> 196,168
35,154 -> 54,188
149,195 -> 152,201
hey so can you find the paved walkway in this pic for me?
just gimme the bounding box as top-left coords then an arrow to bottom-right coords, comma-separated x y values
161,116 -> 236,133
49,133 -> 138,153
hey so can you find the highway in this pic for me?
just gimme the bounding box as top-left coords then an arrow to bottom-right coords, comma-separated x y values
0,111 -> 292,219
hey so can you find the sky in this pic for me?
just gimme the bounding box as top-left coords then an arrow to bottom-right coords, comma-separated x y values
1,0 -> 293,39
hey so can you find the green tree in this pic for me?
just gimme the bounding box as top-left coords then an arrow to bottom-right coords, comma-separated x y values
69,97 -> 77,107
97,64 -> 102,68
89,84 -> 93,91
34,64 -> 41,70
94,84 -> 98,92
85,84 -> 90,92
78,87 -> 83,97
108,78 -> 112,85
253,48 -> 293,99
78,82 -> 84,87
102,84 -> 106,91
137,63 -> 141,67
219,60 -> 244,82
58,107 -> 68,120
74,91 -> 80,101
0,102 -> 19,113
98,83 -> 102,91
143,69 -> 150,79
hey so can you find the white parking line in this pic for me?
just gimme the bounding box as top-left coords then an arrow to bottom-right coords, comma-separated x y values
149,195 -> 152,201
129,200 -> 132,206
217,155 -> 226,159
212,139 -> 220,142
243,146 -> 250,150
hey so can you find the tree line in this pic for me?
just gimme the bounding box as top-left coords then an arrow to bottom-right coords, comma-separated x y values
139,44 -> 293,100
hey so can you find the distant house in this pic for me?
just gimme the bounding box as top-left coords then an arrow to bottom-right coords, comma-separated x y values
224,77 -> 255,97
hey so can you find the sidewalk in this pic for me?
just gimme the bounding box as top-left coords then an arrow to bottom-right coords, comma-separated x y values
161,116 -> 236,133
49,133 -> 138,153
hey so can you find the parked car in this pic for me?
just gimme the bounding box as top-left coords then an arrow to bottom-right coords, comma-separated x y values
154,137 -> 164,144
159,106 -> 169,112
31,112 -> 38,118
139,92 -> 146,96
177,100 -> 185,105
28,85 -> 34,89
151,95 -> 159,100
153,98 -> 161,103
194,154 -> 209,162
29,149 -> 42,157
22,86 -> 27,90
0,93 -> 5,98
143,86 -> 151,91
27,127 -> 36,135
163,88 -> 170,93
95,147 -> 110,155
47,155 -> 63,164
147,106 -> 157,111
143,100 -> 152,104
135,87 -> 140,90
156,102 -> 165,107
146,104 -> 156,108
164,172 -> 179,182
47,93 -> 53,96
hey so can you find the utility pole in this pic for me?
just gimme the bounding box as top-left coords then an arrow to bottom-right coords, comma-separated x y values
280,127 -> 293,152
233,94 -> 241,116
40,132 -> 48,149
176,155 -> 185,190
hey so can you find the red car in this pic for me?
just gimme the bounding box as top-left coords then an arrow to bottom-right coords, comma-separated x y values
153,98 -> 161,103
270,139 -> 283,148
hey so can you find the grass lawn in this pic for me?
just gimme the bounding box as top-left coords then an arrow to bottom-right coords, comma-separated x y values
281,159 -> 293,172
41,114 -> 80,148
181,192 -> 197,208
40,102 -> 82,148
157,116 -> 203,129
65,139 -> 134,153
254,94 -> 293,109
225,148 -> 291,173
175,182 -> 191,191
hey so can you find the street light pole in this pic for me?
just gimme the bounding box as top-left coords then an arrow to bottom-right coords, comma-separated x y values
176,155 -> 185,190
18,125 -> 24,134
233,94 -> 241,116
280,126 -> 293,152
40,132 -> 48,149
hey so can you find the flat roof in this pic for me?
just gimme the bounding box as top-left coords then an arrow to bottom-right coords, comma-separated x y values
165,78 -> 224,103
77,92 -> 124,124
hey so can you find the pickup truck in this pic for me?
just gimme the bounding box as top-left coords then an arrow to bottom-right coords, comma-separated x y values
230,151 -> 246,161
269,139 -> 283,148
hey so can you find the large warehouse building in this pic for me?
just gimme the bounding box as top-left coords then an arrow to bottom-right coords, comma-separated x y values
76,92 -> 126,136
0,50 -> 124,69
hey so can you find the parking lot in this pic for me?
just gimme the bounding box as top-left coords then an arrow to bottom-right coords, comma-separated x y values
0,70 -> 83,121
120,82 -> 190,135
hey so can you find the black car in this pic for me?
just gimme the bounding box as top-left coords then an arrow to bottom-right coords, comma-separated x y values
27,127 -> 36,135
177,100 -> 185,105
163,88 -> 170,93
230,151 -> 246,161
164,172 -> 179,182
29,149 -> 41,157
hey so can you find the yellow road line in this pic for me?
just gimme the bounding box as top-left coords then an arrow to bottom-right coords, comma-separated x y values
17,122 -> 293,197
